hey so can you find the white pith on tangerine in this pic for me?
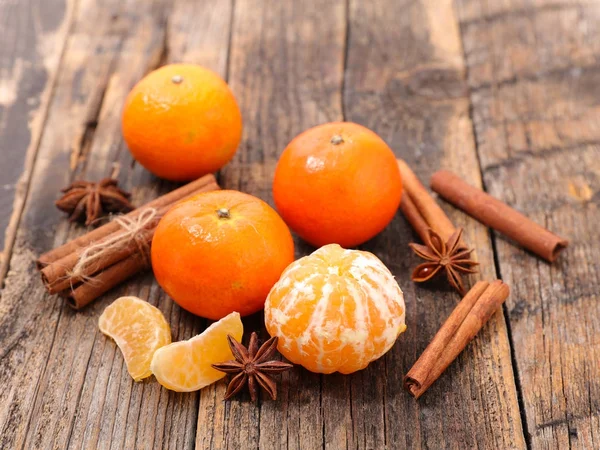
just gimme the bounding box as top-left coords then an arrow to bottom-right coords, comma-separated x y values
264,244 -> 406,374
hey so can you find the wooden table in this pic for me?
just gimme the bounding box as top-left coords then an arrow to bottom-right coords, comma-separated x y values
0,0 -> 598,448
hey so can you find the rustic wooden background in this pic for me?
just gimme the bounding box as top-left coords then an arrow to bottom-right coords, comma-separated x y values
0,0 -> 599,448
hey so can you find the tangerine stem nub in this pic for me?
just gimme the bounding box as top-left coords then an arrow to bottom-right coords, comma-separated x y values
330,135 -> 344,145
171,75 -> 183,84
216,208 -> 231,219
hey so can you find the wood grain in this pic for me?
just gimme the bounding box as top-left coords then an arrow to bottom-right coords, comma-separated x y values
343,0 -> 525,448
1,0 -> 599,448
0,0 -> 74,283
456,0 -> 600,448
196,1 -> 347,448
0,0 -> 229,448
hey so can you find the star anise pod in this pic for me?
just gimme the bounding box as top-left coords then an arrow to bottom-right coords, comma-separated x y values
212,332 -> 293,401
56,178 -> 134,226
409,228 -> 479,295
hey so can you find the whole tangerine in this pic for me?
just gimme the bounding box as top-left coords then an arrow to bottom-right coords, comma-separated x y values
273,122 -> 402,248
151,190 -> 294,320
264,244 -> 406,374
122,64 -> 242,181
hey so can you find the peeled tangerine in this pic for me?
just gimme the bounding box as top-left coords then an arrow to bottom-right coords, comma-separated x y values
150,312 -> 243,392
265,244 -> 406,374
99,296 -> 171,381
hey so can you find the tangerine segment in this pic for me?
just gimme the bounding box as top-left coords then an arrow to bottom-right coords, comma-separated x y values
150,312 -> 243,392
265,244 -> 406,374
99,296 -> 171,381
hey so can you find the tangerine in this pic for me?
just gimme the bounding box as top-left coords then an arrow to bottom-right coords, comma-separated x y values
151,190 -> 295,320
122,64 -> 242,181
264,244 -> 406,374
273,122 -> 402,247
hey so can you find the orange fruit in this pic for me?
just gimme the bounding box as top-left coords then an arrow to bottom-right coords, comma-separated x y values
98,296 -> 171,381
122,64 -> 242,181
264,244 -> 406,374
150,312 -> 243,392
273,122 -> 402,247
151,190 -> 295,320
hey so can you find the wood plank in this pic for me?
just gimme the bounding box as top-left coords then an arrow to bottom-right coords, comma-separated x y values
343,0 -> 526,448
195,1 -> 347,449
0,0 -> 231,448
0,0 -> 168,447
0,0 -> 74,282
456,0 -> 600,448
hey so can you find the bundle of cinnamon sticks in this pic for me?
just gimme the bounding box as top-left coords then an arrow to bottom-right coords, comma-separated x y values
38,174 -> 220,309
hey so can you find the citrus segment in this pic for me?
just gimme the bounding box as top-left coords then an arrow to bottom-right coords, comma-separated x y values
98,296 -> 171,381
150,312 -> 243,392
265,244 -> 406,374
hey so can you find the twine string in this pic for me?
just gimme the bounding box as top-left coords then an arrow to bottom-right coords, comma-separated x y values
67,208 -> 158,282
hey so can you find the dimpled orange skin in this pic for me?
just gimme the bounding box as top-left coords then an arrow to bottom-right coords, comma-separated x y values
151,190 -> 295,320
122,64 -> 242,181
273,122 -> 402,248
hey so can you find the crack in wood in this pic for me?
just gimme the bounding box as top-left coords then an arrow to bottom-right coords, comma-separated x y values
460,2 -> 585,28
482,140 -> 600,174
468,61 -> 600,94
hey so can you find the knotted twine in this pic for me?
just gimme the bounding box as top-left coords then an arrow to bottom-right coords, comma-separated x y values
66,208 -> 159,288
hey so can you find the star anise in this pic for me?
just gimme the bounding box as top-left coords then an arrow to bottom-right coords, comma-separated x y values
212,332 -> 293,401
56,178 -> 134,226
409,228 -> 479,295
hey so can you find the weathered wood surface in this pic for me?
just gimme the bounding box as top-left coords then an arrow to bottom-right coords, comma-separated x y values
342,0 -> 525,448
0,0 -> 205,448
0,0 -> 598,449
456,1 -> 600,448
0,0 -> 74,282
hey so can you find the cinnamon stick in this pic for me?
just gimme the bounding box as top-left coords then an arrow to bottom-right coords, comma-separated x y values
66,253 -> 148,309
404,280 -> 510,398
430,170 -> 568,262
37,173 -> 219,268
397,159 -> 457,242
399,193 -> 431,244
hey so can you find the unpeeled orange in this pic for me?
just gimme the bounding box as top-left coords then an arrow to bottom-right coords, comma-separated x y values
264,244 -> 406,374
122,64 -> 242,181
151,190 -> 295,320
150,312 -> 243,392
98,296 -> 171,381
273,122 -> 402,247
